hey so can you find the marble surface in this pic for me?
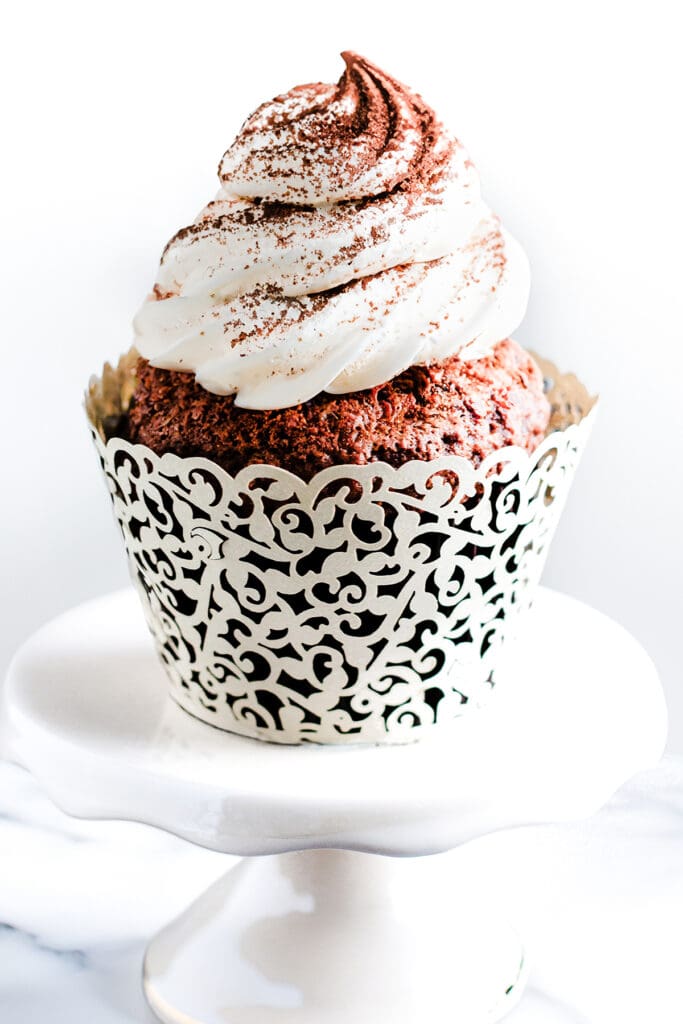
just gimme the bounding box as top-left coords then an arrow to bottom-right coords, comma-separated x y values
2,757 -> 683,1023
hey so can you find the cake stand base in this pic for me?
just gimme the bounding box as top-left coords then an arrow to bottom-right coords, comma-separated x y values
143,848 -> 526,1024
4,586 -> 667,1023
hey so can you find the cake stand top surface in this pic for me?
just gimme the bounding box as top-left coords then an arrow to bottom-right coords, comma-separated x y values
4,587 -> 666,857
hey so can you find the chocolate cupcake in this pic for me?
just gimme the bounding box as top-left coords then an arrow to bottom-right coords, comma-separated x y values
87,54 -> 596,744
125,339 -> 550,479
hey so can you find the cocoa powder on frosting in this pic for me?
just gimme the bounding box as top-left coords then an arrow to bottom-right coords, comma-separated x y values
219,52 -> 449,204
134,53 -> 531,409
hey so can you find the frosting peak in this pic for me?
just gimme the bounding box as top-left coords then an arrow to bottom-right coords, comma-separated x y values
134,53 -> 530,410
219,52 -> 446,205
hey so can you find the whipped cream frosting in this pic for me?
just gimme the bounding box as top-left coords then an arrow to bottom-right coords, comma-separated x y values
134,53 -> 530,410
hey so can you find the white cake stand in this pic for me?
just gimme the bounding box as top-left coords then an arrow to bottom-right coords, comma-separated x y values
4,586 -> 666,1024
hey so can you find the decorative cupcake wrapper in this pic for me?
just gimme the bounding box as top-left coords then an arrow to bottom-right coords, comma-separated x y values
87,355 -> 596,745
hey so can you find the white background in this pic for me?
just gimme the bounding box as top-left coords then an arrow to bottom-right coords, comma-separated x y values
2,1 -> 682,745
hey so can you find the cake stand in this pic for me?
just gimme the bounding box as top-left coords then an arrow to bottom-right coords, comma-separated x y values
4,586 -> 666,1024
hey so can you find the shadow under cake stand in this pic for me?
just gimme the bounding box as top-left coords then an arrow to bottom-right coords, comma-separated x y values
4,586 -> 666,1023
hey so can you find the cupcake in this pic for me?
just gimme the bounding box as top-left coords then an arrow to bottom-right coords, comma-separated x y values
87,53 -> 596,744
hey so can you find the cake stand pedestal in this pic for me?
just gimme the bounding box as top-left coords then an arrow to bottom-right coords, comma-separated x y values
4,587 -> 666,1024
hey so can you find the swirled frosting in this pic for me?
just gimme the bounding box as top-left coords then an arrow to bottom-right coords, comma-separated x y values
134,53 -> 530,410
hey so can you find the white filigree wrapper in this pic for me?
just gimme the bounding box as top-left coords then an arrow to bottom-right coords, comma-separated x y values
87,387 -> 596,745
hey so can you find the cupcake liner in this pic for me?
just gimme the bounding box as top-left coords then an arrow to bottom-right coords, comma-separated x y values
86,353 -> 596,745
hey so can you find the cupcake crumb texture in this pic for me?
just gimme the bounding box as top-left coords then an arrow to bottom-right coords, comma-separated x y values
123,339 -> 550,480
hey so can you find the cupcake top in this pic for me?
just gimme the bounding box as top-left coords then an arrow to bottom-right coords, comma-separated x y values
134,53 -> 530,410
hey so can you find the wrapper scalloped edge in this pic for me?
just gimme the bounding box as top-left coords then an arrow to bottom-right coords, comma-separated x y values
87,354 -> 597,745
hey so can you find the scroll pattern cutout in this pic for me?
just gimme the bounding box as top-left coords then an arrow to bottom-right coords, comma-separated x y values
92,411 -> 594,744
